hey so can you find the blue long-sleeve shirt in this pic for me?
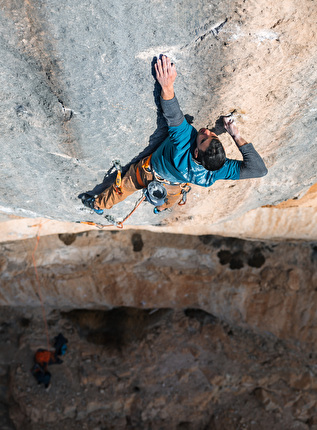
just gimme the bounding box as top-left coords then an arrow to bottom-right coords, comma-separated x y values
151,96 -> 267,185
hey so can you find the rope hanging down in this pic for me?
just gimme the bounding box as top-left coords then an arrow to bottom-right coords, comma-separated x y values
31,223 -> 50,349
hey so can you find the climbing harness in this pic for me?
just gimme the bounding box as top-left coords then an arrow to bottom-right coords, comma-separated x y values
79,157 -> 191,229
136,155 -> 152,188
81,177 -> 166,229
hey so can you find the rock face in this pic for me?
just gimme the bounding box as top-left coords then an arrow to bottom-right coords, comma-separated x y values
1,230 -> 317,349
0,180 -> 317,243
0,0 -> 316,228
1,0 -> 317,428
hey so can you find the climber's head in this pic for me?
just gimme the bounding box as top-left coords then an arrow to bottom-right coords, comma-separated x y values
194,128 -> 226,171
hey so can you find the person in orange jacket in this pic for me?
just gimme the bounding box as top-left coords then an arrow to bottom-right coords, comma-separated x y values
31,333 -> 68,389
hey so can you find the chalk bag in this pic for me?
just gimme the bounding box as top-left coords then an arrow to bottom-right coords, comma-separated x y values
143,180 -> 167,206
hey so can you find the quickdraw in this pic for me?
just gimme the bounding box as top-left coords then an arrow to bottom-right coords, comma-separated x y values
112,159 -> 123,195
78,194 -> 146,230
78,221 -> 112,229
178,184 -> 191,206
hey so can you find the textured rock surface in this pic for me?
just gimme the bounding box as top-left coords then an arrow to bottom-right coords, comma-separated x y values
1,0 -> 317,427
2,306 -> 317,430
0,0 -> 316,228
0,229 -> 316,428
0,182 -> 317,242
1,230 -> 316,348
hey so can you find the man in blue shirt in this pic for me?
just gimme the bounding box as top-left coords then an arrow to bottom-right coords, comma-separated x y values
89,55 -> 267,213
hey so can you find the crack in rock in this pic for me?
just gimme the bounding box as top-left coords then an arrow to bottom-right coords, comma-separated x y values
58,98 -> 74,121
195,18 -> 228,43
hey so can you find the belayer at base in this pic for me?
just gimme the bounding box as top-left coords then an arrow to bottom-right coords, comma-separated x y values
31,333 -> 68,390
84,55 -> 267,215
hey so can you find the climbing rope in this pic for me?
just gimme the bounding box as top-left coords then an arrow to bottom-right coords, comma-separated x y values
107,194 -> 146,228
31,223 -> 50,349
79,193 -> 146,230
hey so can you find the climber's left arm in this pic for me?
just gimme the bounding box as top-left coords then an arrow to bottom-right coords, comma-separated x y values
223,117 -> 268,179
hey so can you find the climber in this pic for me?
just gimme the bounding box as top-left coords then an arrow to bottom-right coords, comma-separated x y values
31,333 -> 68,389
82,55 -> 267,214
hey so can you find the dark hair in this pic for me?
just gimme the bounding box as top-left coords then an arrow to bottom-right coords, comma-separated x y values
197,139 -> 226,171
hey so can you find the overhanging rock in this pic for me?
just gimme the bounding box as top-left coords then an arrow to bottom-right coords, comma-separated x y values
0,0 -> 316,227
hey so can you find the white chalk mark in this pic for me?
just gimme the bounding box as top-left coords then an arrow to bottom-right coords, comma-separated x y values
48,152 -> 74,159
135,45 -> 181,61
255,30 -> 279,42
229,27 -> 279,43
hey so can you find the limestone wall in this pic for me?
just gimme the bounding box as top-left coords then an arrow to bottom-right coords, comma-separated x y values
0,0 -> 316,228
1,1 -> 317,427
1,230 -> 316,350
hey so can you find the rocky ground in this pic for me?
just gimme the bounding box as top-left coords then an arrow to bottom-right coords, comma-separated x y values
1,306 -> 317,430
0,230 -> 316,429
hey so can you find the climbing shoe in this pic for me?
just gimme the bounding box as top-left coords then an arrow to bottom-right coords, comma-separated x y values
153,207 -> 170,215
81,194 -> 104,215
